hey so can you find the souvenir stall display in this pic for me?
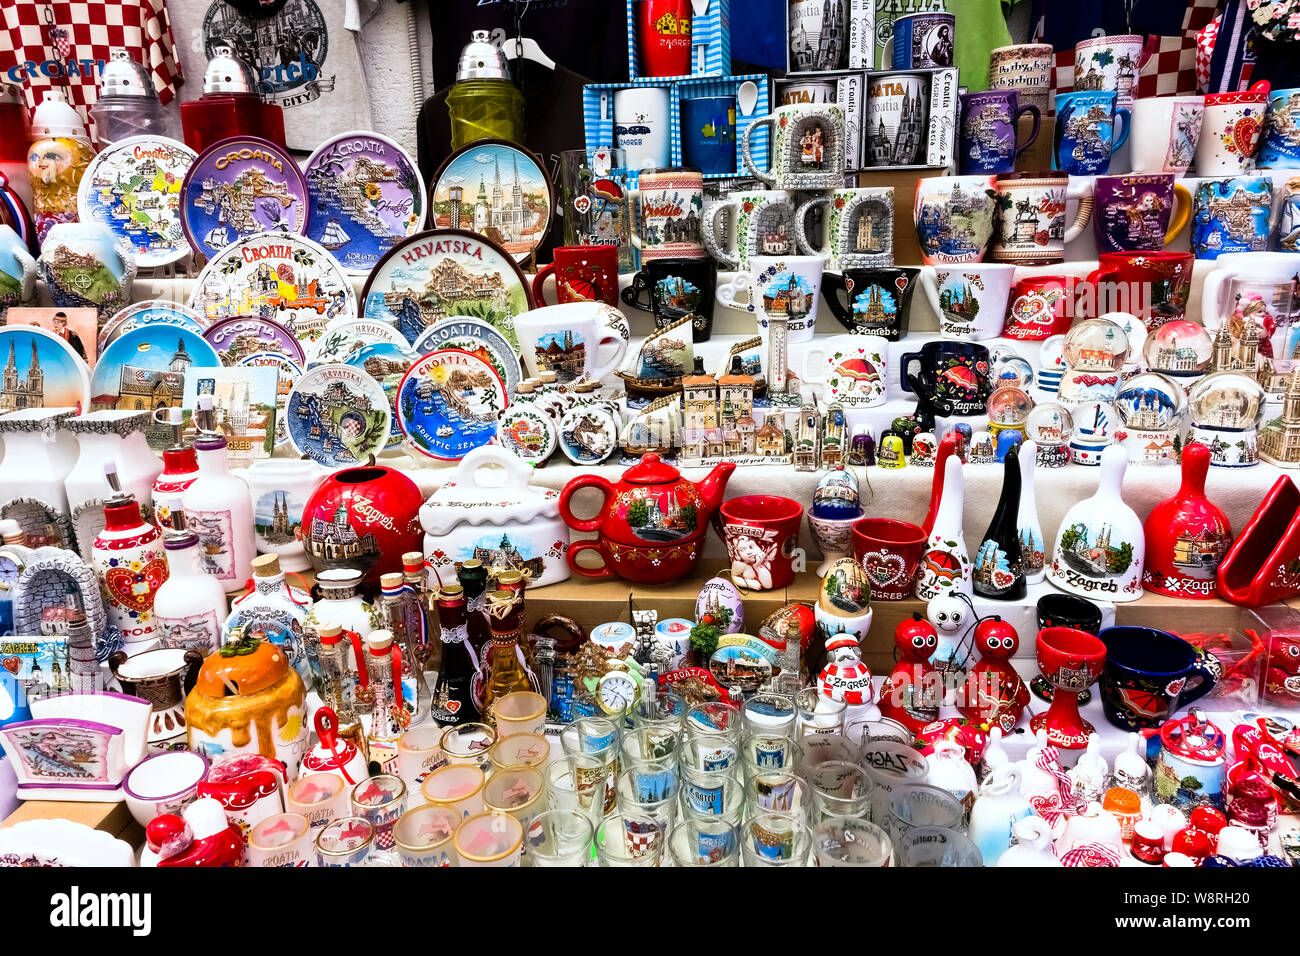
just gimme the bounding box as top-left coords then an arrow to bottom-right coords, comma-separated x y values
1,3 -> 1300,878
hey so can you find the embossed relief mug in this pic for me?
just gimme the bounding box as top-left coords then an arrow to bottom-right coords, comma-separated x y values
1091,174 -> 1193,254
913,175 -> 998,266
742,103 -> 846,190
959,90 -> 1040,175
1053,91 -> 1130,177
702,188 -> 797,270
1196,82 -> 1271,176
1073,33 -> 1146,109
794,186 -> 895,271
1130,95 -> 1205,174
988,44 -> 1054,113
990,172 -> 1092,265
1259,87 -> 1300,169
1188,176 -> 1276,259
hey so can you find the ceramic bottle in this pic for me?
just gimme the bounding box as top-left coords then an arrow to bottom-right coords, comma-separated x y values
0,407 -> 79,550
182,396 -> 255,592
232,458 -> 328,573
65,410 -> 161,555
152,514 -> 227,654
1016,439 -> 1046,583
90,463 -> 168,650
1048,443 -> 1146,602
968,763 -> 1034,865
152,407 -> 200,533
223,553 -> 311,687
916,452 -> 971,600
306,568 -> 379,644
1142,442 -> 1231,600
973,443 -> 1026,600
997,817 -> 1062,866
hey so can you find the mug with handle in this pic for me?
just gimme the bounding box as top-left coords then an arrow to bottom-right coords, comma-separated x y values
799,333 -> 890,407
532,244 -> 621,306
1199,251 -> 1300,338
629,166 -> 707,261
741,103 -> 845,191
716,254 -> 824,343
917,262 -> 1016,341
1098,625 -> 1219,731
958,90 -> 1041,175
794,186 -> 894,271
1188,175 -> 1276,260
1052,91 -> 1131,176
702,189 -> 796,270
1090,174 -> 1193,254
513,301 -> 630,383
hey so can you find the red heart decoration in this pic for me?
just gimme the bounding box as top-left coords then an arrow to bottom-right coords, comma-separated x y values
102,558 -> 169,613
573,195 -> 592,215
1,656 -> 19,674
843,278 -> 855,294
444,699 -> 462,715
895,276 -> 909,292
1231,115 -> 1261,158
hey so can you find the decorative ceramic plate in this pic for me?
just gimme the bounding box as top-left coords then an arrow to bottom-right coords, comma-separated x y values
0,819 -> 134,867
0,325 -> 90,413
204,314 -> 306,368
396,348 -> 507,460
344,342 -> 416,450
77,135 -> 197,267
285,362 -> 391,466
412,315 -> 521,399
360,228 -> 533,351
99,300 -> 208,354
308,316 -> 410,367
429,139 -> 553,264
90,325 -> 221,449
237,351 -> 301,448
187,232 -> 357,350
180,136 -> 308,261
304,131 -> 426,274
498,405 -> 556,465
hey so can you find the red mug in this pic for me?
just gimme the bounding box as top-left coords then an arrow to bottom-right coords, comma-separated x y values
532,244 -> 621,306
636,0 -> 693,78
1003,275 -> 1075,340
1083,251 -> 1194,329
717,495 -> 804,591
851,517 -> 926,601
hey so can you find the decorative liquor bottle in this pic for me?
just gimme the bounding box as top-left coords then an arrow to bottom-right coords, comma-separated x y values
153,407 -> 200,533
153,512 -> 228,654
481,588 -> 540,723
457,558 -> 491,657
182,396 -> 255,591
359,629 -> 411,756
312,621 -> 368,738
403,551 -> 439,674
90,462 -> 168,649
380,571 -> 429,724
429,583 -> 481,727
973,443 -> 1027,601
223,553 -> 311,687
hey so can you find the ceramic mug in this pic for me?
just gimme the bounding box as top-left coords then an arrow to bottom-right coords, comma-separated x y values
232,458 -> 330,573
1130,95 -> 1204,174
899,340 -> 992,415
1259,87 -> 1300,169
1053,91 -> 1130,176
742,102 -> 845,190
1189,176 -> 1275,260
988,43 -> 1054,113
959,90 -> 1040,175
1036,592 -> 1103,634
794,186 -> 894,271
615,87 -> 672,171
821,266 -> 919,340
990,172 -> 1092,265
1196,81 -> 1271,176
1098,626 -> 1218,730
631,166 -> 706,261
532,244 -> 620,306
1091,174 -> 1193,254
866,73 -> 929,168
777,80 -> 836,106
716,255 -> 824,343
799,333 -> 890,407
636,0 -> 692,77
1073,33 -> 1145,109
1085,251 -> 1195,328
514,302 -> 630,383
622,256 -> 719,339
702,188 -> 797,270
717,495 -> 804,591
1003,275 -> 1075,340
788,0 -> 848,72
851,517 -> 927,601
891,13 -> 955,69
913,175 -> 998,265
918,262 -> 1016,340
681,96 -> 738,175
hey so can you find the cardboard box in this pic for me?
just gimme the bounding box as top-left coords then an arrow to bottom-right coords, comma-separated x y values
626,0 -> 730,79
862,68 -> 959,172
774,71 -> 868,172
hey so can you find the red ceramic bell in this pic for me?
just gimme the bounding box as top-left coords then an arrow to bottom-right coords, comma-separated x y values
1142,442 -> 1232,600
921,432 -> 962,536
558,454 -> 734,583
299,466 -> 423,584
878,613 -> 941,732
1216,475 -> 1300,606
959,615 -> 1030,732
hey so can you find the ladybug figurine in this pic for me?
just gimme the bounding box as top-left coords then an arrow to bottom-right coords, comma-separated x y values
878,613 -> 941,732
959,615 -> 1031,733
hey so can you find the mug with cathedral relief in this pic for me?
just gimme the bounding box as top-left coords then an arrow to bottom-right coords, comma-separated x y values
794,187 -> 894,272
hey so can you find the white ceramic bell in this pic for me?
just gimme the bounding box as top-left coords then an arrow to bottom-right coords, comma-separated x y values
1068,732 -> 1110,803
980,726 -> 1010,781
1112,732 -> 1150,794
924,739 -> 979,813
1047,443 -> 1146,602
1018,728 -> 1060,800
1016,439 -> 1046,583
915,455 -> 971,600
1056,800 -> 1123,859
998,816 -> 1062,866
968,763 -> 1033,866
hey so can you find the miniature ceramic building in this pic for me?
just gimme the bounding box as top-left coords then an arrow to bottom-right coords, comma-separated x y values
681,356 -> 782,464
756,421 -> 786,457
794,397 -> 821,470
1259,366 -> 1300,467
1209,318 -> 1260,374
821,403 -> 845,468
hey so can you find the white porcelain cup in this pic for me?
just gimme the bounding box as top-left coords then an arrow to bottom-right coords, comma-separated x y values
1196,82 -> 1272,175
513,302 -> 630,383
1130,95 -> 1205,174
919,263 -> 1017,340
232,458 -> 332,572
716,254 -> 824,343
122,749 -> 210,827
615,86 -> 672,170
799,333 -> 890,406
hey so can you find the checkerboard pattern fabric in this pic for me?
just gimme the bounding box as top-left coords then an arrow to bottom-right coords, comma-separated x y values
0,0 -> 183,129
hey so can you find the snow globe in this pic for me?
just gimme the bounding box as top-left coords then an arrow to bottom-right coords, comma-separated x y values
1141,320 -> 1213,385
1025,401 -> 1073,467
987,385 -> 1034,437
1115,372 -> 1187,467
1187,371 -> 1267,467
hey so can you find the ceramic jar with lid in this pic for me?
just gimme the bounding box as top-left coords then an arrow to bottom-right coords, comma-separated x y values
64,410 -> 160,554
420,445 -> 571,589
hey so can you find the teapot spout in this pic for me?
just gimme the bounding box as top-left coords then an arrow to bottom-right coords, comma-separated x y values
695,461 -> 736,518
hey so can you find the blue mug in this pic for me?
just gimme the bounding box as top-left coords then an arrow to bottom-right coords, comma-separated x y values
681,96 -> 737,176
1098,626 -> 1219,731
891,12 -> 955,69
1053,91 -> 1131,176
1258,87 -> 1300,169
1190,175 -> 1274,259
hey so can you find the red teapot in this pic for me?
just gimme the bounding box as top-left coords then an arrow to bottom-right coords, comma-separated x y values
559,454 -> 735,583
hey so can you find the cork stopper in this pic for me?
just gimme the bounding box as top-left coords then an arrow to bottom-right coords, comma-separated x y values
317,622 -> 342,643
252,553 -> 281,577
365,629 -> 394,653
380,572 -> 405,590
516,382 -> 535,395
0,519 -> 26,545
402,552 -> 424,569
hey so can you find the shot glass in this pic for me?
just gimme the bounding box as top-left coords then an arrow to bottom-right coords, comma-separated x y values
484,765 -> 547,856
793,734 -> 859,775
741,733 -> 799,776
812,816 -> 893,866
887,784 -> 966,844
744,769 -> 813,822
629,693 -> 687,757
807,760 -> 874,820
742,692 -> 797,738
680,732 -> 741,773
246,812 -> 314,867
454,811 -> 524,867
740,810 -> 812,866
616,759 -> 680,828
397,725 -> 444,795
546,753 -> 609,826
525,808 -> 595,867
622,725 -> 681,768
668,818 -> 740,867
685,700 -> 744,741
490,732 -> 552,772
422,764 -> 486,820
392,804 -> 460,867
350,774 -> 407,857
679,764 -> 745,822
859,739 -> 930,823
315,816 -> 375,867
895,825 -> 983,867
494,691 -> 548,737
441,723 -> 497,775
286,771 -> 349,830
595,812 -> 665,866
795,687 -> 847,736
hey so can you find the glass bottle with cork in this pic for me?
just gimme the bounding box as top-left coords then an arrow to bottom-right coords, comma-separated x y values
379,571 -> 429,723
429,583 -> 481,727
457,558 -> 491,656
482,587 -> 540,723
358,629 -> 411,770
313,621 -> 369,760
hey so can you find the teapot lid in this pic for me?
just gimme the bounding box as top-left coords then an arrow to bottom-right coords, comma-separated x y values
623,453 -> 681,485
195,634 -> 291,698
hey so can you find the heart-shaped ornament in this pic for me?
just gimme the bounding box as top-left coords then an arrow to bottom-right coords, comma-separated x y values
895,275 -> 909,292
844,277 -> 855,294
103,557 -> 168,613
1231,115 -> 1261,157
863,549 -> 907,587
573,195 -> 592,215
1,656 -> 20,674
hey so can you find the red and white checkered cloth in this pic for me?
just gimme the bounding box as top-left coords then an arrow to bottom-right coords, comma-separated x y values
0,0 -> 183,132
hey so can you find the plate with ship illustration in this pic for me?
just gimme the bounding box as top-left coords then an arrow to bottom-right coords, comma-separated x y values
411,315 -> 520,399
429,139 -> 553,265
308,317 -> 411,367
78,135 -> 197,268
98,299 -> 208,355
180,136 -> 308,261
304,132 -> 427,274
285,362 -> 391,467
360,228 -> 532,352
396,348 -> 507,460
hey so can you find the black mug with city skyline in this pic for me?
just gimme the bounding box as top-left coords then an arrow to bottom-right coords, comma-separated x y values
621,257 -> 718,341
821,266 -> 919,341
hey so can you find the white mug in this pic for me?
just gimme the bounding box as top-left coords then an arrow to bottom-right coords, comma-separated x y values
231,458 -> 333,573
1200,251 -> 1300,335
1196,82 -> 1272,176
513,302 -> 630,382
702,189 -> 797,270
1130,95 -> 1204,174
1073,34 -> 1144,109
716,254 -> 824,343
615,86 -> 672,170
919,263 -> 1016,340
799,334 -> 890,407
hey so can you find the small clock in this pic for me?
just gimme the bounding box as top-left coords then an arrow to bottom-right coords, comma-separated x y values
596,670 -> 639,716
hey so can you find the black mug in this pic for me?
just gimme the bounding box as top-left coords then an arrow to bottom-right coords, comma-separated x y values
1036,593 -> 1103,634
621,257 -> 718,340
821,267 -> 919,341
898,340 -> 991,416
